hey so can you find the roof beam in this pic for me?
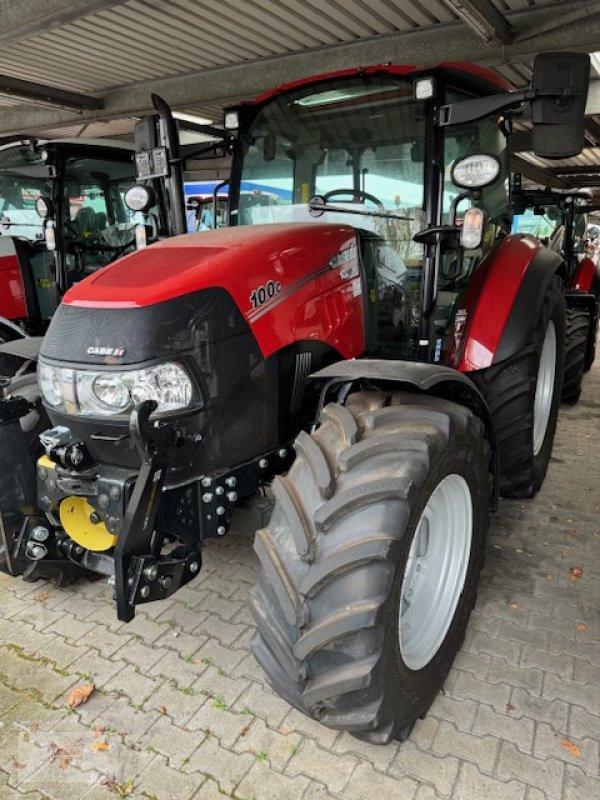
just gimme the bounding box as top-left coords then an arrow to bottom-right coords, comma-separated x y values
0,74 -> 102,110
1,0 -> 600,135
441,0 -> 513,44
552,165 -> 600,176
0,0 -> 126,44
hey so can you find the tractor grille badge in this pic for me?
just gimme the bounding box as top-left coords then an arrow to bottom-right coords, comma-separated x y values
87,346 -> 126,357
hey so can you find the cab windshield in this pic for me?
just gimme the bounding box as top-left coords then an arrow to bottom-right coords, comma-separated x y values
236,74 -> 427,252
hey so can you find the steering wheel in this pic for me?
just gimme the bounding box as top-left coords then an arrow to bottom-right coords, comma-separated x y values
323,188 -> 385,211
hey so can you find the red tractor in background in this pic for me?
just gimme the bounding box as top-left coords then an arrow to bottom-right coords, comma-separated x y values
512,185 -> 600,402
0,52 -> 590,745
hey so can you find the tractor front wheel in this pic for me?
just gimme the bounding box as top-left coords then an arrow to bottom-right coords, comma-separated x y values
251,392 -> 491,744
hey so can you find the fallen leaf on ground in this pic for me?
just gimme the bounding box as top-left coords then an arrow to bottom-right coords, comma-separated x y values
33,591 -> 49,602
93,727 -> 105,738
569,567 -> 584,580
506,703 -> 515,713
509,603 -> 518,610
67,683 -> 95,709
562,738 -> 581,757
101,777 -> 134,796
562,529 -> 577,537
158,706 -> 167,715
240,725 -> 250,737
11,758 -> 26,769
90,740 -> 111,752
576,623 -> 587,632
279,726 -> 291,736
50,744 -> 80,770
546,574 -> 553,582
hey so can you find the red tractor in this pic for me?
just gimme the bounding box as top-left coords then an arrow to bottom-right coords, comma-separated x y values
0,52 -> 590,745
512,185 -> 600,402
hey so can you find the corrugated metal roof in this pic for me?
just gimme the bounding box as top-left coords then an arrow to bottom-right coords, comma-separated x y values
0,0 -> 562,100
0,0 -> 596,190
0,0 -> 461,96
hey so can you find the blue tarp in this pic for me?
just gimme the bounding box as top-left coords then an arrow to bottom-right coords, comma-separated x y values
184,181 -> 291,199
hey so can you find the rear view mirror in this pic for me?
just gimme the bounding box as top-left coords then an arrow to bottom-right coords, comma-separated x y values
531,52 -> 590,159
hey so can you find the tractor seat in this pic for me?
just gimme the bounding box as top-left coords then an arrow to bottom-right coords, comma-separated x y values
75,206 -> 99,241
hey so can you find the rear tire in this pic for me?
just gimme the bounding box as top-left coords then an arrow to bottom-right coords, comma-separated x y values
584,305 -> 598,372
251,392 -> 491,744
471,277 -> 565,498
562,308 -> 588,404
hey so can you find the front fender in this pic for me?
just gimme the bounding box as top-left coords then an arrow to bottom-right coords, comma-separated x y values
310,358 -> 498,509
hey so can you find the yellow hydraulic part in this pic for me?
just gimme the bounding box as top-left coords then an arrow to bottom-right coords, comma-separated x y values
59,496 -> 117,552
37,454 -> 56,470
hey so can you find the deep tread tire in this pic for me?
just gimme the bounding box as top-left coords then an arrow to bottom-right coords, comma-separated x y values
584,305 -> 598,372
251,392 -> 492,744
470,277 -> 565,499
562,308 -> 589,404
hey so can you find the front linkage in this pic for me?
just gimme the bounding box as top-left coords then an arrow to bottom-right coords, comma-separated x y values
2,399 -> 201,619
1,397 -> 292,621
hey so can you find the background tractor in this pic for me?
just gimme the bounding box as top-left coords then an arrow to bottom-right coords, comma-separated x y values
0,52 -> 590,745
512,185 -> 600,402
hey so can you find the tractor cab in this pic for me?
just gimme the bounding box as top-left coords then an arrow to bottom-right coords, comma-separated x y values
224,67 -> 513,363
0,138 -> 166,338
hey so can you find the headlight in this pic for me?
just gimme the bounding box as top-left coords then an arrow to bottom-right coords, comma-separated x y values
38,363 -> 63,407
76,372 -> 131,415
124,184 -> 155,213
39,361 -> 194,417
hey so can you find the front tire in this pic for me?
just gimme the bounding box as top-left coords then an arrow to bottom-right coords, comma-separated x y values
251,392 -> 492,744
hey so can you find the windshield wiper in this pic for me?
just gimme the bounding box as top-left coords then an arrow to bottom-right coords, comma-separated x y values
308,195 -> 413,221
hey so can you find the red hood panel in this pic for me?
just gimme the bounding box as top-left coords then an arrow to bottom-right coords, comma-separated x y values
64,224 -> 355,308
63,223 -> 365,359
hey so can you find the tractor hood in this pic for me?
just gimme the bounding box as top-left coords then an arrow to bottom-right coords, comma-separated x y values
63,223 -> 356,309
41,223 -> 364,365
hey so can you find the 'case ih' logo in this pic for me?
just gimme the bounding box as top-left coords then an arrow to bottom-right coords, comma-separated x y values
87,346 -> 126,357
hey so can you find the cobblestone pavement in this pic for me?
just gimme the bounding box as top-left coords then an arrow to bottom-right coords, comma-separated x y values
1,359 -> 599,800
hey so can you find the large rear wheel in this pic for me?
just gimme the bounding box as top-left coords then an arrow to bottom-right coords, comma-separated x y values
251,392 -> 492,744
471,277 -> 565,498
584,304 -> 598,372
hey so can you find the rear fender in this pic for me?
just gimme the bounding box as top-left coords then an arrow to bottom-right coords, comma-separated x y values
451,236 -> 564,370
310,358 -> 498,509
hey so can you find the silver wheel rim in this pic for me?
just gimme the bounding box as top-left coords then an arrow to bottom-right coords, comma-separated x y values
399,473 -> 473,671
533,320 -> 556,456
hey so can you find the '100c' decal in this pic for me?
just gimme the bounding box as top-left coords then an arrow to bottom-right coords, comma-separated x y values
250,280 -> 282,310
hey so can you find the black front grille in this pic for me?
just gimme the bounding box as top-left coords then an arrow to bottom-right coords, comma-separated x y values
41,289 -> 245,366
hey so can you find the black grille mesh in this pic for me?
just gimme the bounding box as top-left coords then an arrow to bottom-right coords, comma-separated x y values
41,289 -> 243,366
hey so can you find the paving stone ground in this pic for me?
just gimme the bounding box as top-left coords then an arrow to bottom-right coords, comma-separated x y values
1,354 -> 599,800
